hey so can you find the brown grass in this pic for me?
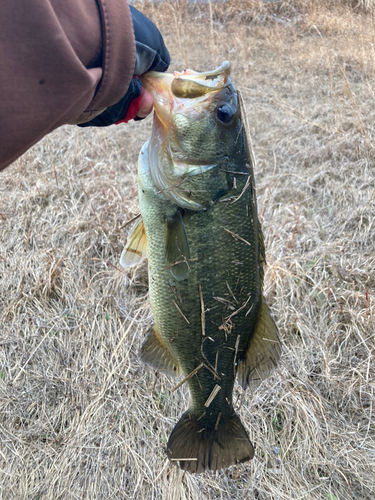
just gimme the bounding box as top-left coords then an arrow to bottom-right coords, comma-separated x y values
1,1 -> 374,498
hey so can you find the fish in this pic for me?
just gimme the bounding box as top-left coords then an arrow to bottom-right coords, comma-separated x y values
120,61 -> 281,473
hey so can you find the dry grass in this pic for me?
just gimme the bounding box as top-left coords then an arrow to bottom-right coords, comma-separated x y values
1,1 -> 375,499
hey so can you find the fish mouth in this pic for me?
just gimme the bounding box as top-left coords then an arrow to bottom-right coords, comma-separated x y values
141,61 -> 231,132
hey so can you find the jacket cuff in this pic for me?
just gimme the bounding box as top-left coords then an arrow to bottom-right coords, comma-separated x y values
76,0 -> 136,122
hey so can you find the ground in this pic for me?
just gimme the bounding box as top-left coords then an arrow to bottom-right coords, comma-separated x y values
0,1 -> 374,499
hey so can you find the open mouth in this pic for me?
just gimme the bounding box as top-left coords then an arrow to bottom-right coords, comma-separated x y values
140,61 -> 232,131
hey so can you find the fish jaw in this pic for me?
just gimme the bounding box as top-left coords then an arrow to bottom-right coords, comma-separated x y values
141,72 -> 175,136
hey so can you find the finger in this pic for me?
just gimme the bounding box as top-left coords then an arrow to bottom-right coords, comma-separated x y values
136,89 -> 154,118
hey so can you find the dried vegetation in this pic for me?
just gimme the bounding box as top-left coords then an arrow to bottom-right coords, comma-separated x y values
0,1 -> 374,499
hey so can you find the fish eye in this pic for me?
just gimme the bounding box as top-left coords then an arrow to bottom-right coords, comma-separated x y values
216,104 -> 235,123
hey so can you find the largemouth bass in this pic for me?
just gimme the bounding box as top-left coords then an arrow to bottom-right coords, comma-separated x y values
121,62 -> 281,473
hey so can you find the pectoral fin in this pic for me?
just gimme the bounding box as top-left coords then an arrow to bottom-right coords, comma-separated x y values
165,211 -> 190,281
120,217 -> 147,268
140,325 -> 181,377
238,299 -> 281,389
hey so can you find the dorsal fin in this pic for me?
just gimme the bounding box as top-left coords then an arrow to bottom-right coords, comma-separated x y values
237,299 -> 281,389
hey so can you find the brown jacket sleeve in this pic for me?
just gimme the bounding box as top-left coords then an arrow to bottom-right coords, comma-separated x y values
0,0 -> 135,171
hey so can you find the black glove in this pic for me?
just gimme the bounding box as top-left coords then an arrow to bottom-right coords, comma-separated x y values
79,6 -> 170,128
131,5 -> 170,75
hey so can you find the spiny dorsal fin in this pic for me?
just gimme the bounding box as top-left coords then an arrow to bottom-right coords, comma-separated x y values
237,89 -> 257,172
120,217 -> 147,269
140,325 -> 181,377
258,219 -> 266,266
237,299 -> 281,389
258,219 -> 266,287
165,211 -> 190,281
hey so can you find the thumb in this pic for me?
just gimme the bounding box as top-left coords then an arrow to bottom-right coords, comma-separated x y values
136,89 -> 154,118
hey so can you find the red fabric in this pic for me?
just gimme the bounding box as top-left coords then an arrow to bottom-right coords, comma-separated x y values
115,86 -> 145,124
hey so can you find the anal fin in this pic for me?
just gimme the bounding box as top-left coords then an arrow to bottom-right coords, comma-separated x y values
140,325 -> 181,377
238,299 -> 281,389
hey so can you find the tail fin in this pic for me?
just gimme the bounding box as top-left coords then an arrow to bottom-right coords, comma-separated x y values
167,411 -> 254,473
